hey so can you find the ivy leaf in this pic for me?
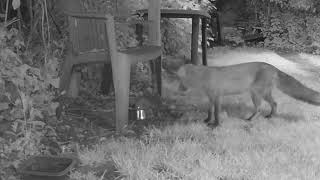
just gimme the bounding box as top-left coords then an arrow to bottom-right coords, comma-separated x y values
12,0 -> 21,10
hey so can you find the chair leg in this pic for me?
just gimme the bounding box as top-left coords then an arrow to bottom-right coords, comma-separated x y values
68,69 -> 81,97
100,63 -> 113,95
59,54 -> 72,92
111,56 -> 131,132
150,60 -> 156,94
155,56 -> 162,96
150,56 -> 162,96
59,53 -> 80,97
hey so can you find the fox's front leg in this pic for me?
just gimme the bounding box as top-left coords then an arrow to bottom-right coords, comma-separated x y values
204,96 -> 221,127
204,107 -> 213,123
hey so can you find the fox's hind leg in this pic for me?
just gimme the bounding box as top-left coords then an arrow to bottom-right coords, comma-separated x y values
204,96 -> 221,128
212,97 -> 221,127
204,108 -> 212,123
247,91 -> 262,121
263,91 -> 277,118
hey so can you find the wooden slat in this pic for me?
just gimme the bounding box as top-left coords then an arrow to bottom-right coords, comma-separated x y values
72,51 -> 110,65
99,19 -> 108,50
103,20 -> 111,61
76,18 -> 81,52
91,19 -> 98,50
136,9 -> 211,19
87,19 -> 93,50
119,45 -> 161,64
65,12 -> 112,20
95,19 -> 102,49
66,12 -> 154,25
148,0 -> 161,46
82,19 -> 89,51
69,17 -> 80,53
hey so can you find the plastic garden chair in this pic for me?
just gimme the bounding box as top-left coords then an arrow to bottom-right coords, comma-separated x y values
59,12 -> 161,132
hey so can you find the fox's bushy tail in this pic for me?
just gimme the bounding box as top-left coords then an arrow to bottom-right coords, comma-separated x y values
277,71 -> 320,105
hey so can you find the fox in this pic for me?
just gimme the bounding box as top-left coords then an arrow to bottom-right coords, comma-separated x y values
175,62 -> 320,127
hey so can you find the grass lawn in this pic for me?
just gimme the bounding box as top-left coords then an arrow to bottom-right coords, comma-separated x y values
70,47 -> 320,180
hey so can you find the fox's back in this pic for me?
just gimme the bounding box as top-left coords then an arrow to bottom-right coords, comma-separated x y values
178,62 -> 278,95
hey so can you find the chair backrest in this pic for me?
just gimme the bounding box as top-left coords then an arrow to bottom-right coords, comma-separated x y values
68,13 -> 110,54
65,12 -> 119,66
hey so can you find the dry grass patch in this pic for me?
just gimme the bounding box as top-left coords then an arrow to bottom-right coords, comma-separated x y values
69,99 -> 320,180
71,118 -> 320,180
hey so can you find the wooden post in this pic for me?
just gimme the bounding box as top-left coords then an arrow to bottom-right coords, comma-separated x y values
148,0 -> 162,96
148,0 -> 161,46
100,64 -> 113,95
68,70 -> 81,97
113,56 -> 131,132
201,17 -> 207,66
191,17 -> 200,65
155,56 -> 162,95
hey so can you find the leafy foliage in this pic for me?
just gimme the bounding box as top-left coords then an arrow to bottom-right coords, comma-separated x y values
160,0 -> 211,56
246,0 -> 320,53
0,4 -> 61,178
262,12 -> 320,53
249,0 -> 319,11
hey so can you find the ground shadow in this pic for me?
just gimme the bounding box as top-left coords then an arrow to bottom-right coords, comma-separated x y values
222,102 -> 302,122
